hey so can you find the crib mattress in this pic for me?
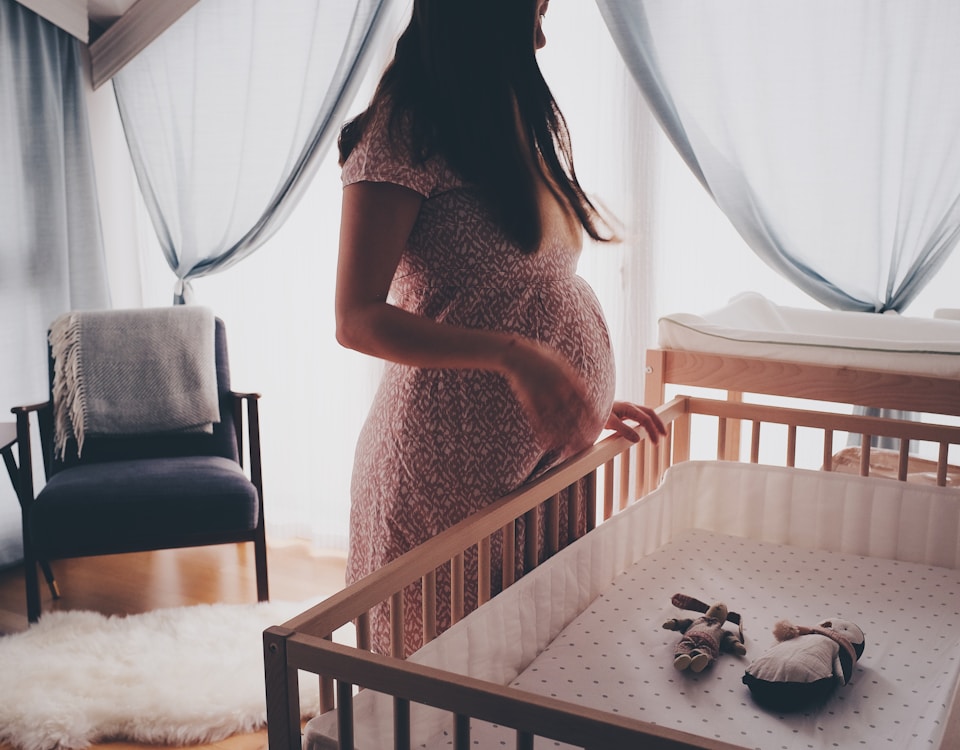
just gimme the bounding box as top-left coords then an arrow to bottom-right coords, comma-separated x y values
499,528 -> 960,749
657,291 -> 960,378
303,461 -> 960,750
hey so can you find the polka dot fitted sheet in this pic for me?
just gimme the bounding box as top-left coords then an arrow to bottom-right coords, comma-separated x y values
422,528 -> 960,749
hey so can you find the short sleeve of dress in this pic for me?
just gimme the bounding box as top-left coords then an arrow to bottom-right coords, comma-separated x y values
341,103 -> 460,198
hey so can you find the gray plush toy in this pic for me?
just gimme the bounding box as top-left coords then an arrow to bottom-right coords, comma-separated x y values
662,593 -> 746,673
742,617 -> 866,711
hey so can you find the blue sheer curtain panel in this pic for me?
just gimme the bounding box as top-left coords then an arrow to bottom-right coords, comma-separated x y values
0,0 -> 110,565
596,0 -> 960,313
112,0 -> 390,304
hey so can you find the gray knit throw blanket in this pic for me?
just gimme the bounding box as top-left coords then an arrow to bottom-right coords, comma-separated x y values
49,307 -> 220,458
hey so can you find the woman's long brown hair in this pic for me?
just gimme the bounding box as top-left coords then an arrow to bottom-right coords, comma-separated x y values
338,0 -> 614,253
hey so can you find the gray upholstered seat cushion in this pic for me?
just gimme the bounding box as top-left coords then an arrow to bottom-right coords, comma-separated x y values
30,456 -> 259,556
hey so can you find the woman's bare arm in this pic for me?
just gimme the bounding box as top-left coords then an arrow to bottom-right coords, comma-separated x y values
335,181 -> 528,370
335,180 -> 663,448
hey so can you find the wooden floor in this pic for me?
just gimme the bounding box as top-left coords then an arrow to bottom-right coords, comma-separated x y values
0,541 -> 347,750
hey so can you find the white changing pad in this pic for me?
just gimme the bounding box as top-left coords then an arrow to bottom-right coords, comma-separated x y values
658,292 -> 960,378
303,462 -> 960,750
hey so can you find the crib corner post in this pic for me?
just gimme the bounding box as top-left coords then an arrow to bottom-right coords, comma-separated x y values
263,626 -> 302,750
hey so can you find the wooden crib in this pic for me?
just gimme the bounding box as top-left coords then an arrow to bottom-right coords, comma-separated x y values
264,392 -> 960,750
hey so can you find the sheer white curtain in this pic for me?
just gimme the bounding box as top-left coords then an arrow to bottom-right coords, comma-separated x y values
1,2 -> 110,400
597,0 -> 960,313
112,0 -> 390,304
1,0 -> 110,565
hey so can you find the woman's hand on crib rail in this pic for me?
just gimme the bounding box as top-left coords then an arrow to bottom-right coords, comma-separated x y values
606,401 -> 667,444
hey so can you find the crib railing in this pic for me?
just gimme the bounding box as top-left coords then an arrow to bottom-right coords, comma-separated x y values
264,395 -> 960,750
680,396 -> 960,483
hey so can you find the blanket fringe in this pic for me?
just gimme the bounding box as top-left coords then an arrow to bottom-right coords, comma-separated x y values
50,313 -> 87,459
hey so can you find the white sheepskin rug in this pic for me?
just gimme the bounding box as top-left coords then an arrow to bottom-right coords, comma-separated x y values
0,600 -> 324,750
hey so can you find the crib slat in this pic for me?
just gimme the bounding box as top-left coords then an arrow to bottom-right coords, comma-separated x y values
859,435 -> 871,477
319,632 -> 335,713
566,482 -> 579,544
454,714 -> 470,749
502,521 -> 516,588
422,570 -> 437,644
585,470 -> 597,533
659,430 -> 671,477
619,449 -> 630,511
751,421 -> 761,464
717,416 -> 728,460
602,458 -> 614,521
641,440 -> 655,496
524,508 -> 538,571
724,390 -> 744,461
478,536 -> 491,606
319,674 -> 334,715
633,440 -> 644,501
672,413 -> 690,466
822,428 -> 833,471
393,697 -> 411,750
898,441 -> 910,482
356,612 -> 371,652
390,591 -> 403,659
336,681 -> 354,750
786,425 -> 797,468
546,493 -> 560,556
451,553 -> 464,624
939,442 -> 950,486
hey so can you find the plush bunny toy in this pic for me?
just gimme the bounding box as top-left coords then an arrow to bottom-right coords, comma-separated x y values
742,617 -> 866,711
662,593 -> 746,673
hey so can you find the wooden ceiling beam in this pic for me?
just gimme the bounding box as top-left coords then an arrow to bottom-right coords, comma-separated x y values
89,0 -> 200,90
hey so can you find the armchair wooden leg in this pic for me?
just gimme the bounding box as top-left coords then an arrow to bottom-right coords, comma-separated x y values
25,556 -> 42,623
39,559 -> 60,599
254,531 -> 269,602
2,432 -> 55,605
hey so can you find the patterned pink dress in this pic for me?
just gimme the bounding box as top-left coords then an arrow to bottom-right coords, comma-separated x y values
343,104 -> 616,656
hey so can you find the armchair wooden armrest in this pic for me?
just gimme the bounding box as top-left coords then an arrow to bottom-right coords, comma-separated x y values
11,400 -> 50,415
11,400 -> 53,488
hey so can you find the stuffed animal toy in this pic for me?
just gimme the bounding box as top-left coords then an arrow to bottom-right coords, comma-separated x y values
742,617 -> 866,711
662,593 -> 746,673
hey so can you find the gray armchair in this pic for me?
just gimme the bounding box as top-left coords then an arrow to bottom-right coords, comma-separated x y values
12,315 -> 268,622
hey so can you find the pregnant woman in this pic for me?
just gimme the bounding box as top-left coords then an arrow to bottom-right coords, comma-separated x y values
335,0 -> 665,655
